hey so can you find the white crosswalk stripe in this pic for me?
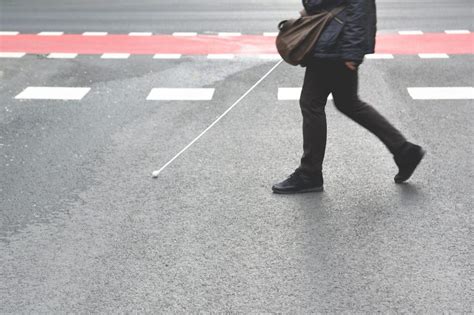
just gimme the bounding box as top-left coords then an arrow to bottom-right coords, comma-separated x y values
153,54 -> 182,59
445,30 -> 470,34
0,52 -> 26,58
47,53 -> 78,59
0,31 -> 19,35
15,87 -> 91,100
128,32 -> 153,36
418,53 -> 449,59
82,32 -> 108,36
147,88 -> 215,101
366,54 -> 394,59
218,32 -> 242,37
172,32 -> 197,36
38,32 -> 64,36
278,88 -> 333,101
408,87 -> 474,100
278,88 -> 301,100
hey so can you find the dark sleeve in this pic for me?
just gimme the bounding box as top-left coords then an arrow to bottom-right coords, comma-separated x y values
339,0 -> 368,63
302,0 -> 324,15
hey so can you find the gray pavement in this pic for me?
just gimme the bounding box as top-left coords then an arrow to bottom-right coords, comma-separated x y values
1,0 -> 472,33
1,0 -> 473,313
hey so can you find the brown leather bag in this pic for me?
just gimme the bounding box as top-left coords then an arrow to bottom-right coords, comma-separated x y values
276,6 -> 346,66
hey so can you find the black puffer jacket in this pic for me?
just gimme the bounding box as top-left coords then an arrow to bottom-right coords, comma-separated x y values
303,0 -> 377,64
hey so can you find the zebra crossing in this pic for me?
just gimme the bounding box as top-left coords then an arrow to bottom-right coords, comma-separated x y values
15,87 -> 91,100
1,29 -> 472,57
0,29 -> 471,36
11,86 -> 474,101
3,28 -> 472,103
0,52 -> 468,60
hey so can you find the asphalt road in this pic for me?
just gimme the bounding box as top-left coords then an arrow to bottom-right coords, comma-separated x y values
1,0 -> 473,313
1,0 -> 472,33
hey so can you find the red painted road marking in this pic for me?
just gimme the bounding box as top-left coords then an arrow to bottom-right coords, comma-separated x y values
0,33 -> 472,55
375,33 -> 473,55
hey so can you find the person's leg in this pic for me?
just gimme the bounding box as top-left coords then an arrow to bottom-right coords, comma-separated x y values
330,61 -> 425,183
331,61 -> 407,154
272,60 -> 330,194
296,60 -> 332,176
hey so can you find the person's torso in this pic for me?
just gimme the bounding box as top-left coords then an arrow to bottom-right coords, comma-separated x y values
304,0 -> 377,60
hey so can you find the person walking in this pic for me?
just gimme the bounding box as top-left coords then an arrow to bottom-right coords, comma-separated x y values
272,0 -> 425,194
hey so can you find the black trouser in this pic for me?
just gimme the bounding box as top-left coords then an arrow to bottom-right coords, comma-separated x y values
297,59 -> 407,176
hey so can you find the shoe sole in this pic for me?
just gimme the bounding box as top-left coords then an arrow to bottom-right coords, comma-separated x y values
272,186 -> 324,194
395,149 -> 426,184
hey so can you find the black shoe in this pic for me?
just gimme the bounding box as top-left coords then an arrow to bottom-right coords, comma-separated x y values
272,170 -> 324,194
394,142 -> 426,183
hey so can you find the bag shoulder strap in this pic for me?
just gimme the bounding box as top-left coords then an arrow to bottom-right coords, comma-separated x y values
327,6 -> 346,19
